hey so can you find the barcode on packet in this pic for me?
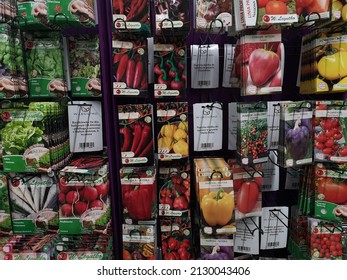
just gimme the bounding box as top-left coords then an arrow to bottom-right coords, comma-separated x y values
270,141 -> 278,147
201,143 -> 214,149
267,242 -> 279,247
262,184 -> 271,190
237,246 -> 251,252
198,81 -> 211,86
79,142 -> 95,149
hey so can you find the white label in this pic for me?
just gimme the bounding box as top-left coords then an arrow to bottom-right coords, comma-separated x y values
193,103 -> 223,151
191,44 -> 219,89
68,101 -> 103,153
260,207 -> 289,250
262,151 -> 279,192
222,44 -> 234,88
228,103 -> 237,150
234,217 -> 260,255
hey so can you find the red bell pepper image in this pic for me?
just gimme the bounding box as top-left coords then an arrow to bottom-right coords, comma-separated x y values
123,185 -> 155,221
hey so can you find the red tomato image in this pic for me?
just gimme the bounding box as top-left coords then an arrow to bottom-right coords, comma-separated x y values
236,181 -> 260,213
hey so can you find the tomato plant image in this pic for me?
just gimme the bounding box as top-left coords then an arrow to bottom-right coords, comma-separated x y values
240,119 -> 268,162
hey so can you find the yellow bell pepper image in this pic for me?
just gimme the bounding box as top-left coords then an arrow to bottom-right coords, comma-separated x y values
201,190 -> 234,227
173,128 -> 188,142
172,139 -> 188,156
158,136 -> 174,151
178,121 -> 188,132
160,124 -> 177,138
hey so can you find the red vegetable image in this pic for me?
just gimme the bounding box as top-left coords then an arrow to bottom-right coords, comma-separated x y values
116,53 -> 129,82
123,185 -> 153,220
120,127 -> 133,152
130,123 -> 143,153
269,69 -> 282,87
317,178 -> 347,204
173,195 -> 188,210
126,59 -> 136,87
133,60 -> 144,89
170,72 -> 184,91
236,181 -> 260,213
133,124 -> 152,157
248,48 -> 280,86
138,138 -> 154,158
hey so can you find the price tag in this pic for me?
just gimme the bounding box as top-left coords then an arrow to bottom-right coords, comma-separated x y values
68,101 -> 103,153
193,103 -> 223,151
234,217 -> 260,255
261,207 -> 289,250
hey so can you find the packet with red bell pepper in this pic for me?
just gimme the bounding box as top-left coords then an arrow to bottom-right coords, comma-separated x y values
112,35 -> 148,97
160,217 -> 193,260
314,100 -> 347,163
120,166 -> 157,223
122,224 -> 156,260
155,0 -> 190,36
308,217 -> 343,260
154,37 -> 186,98
232,163 -> 263,220
118,104 -> 154,165
314,163 -> 347,222
112,0 -> 151,34
157,102 -> 188,160
158,162 -> 191,217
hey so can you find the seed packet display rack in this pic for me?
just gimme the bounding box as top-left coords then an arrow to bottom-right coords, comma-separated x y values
98,1 -> 347,259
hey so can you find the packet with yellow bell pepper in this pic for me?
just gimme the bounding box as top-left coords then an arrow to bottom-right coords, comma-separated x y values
157,102 -> 189,161
194,158 -> 236,235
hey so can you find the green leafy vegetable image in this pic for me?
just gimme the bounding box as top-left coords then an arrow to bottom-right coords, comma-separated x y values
1,121 -> 44,155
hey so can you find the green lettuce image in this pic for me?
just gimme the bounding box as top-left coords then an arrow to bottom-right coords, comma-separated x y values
1,121 -> 44,155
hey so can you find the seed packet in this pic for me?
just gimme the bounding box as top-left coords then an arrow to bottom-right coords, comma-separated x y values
154,37 -> 186,98
278,101 -> 313,168
112,36 -> 148,97
157,102 -> 188,161
314,100 -> 347,163
118,104 -> 154,165
112,0 -> 150,34
236,102 -> 268,166
0,173 -> 11,234
24,32 -> 68,98
155,0 -> 190,35
8,173 -> 59,234
47,0 -> 96,28
69,35 -> 101,97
